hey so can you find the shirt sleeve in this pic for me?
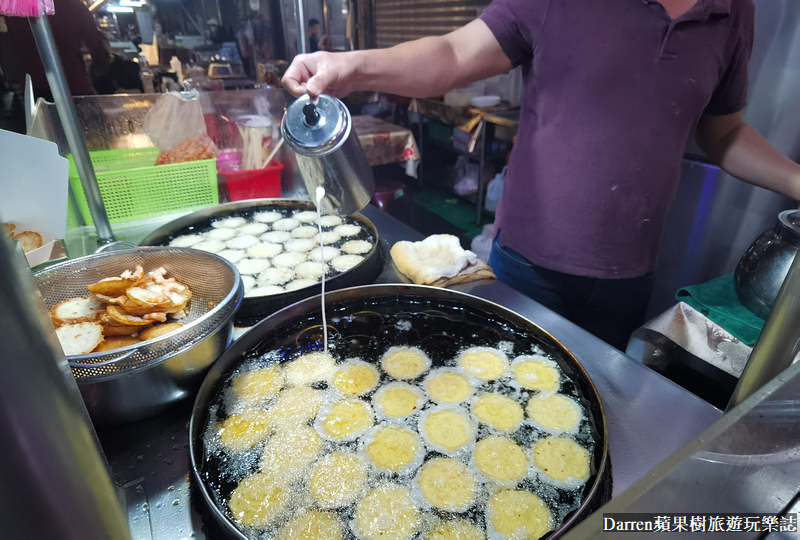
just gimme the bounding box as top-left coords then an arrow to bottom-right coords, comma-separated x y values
704,4 -> 754,116
479,0 -> 550,67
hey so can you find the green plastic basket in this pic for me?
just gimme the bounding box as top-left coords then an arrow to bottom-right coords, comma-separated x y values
67,148 -> 219,225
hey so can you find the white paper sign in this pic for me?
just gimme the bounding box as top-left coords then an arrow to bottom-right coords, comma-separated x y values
0,129 -> 69,266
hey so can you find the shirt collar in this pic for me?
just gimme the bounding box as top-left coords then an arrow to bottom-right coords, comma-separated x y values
705,0 -> 732,16
639,0 -> 732,19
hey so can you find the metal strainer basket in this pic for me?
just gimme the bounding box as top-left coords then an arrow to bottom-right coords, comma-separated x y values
34,247 -> 244,425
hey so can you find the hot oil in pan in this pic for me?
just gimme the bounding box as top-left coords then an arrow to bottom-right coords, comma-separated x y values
199,296 -> 602,539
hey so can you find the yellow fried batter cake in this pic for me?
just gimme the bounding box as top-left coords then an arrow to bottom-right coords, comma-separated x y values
473,436 -> 528,483
373,383 -> 424,418
381,346 -> 431,380
309,452 -> 368,508
532,437 -> 590,484
228,473 -> 289,528
426,518 -> 484,540
319,398 -> 374,441
526,394 -> 580,432
284,351 -> 336,386
332,359 -> 380,395
355,484 -> 420,540
420,407 -> 474,453
365,425 -> 423,473
425,369 -> 473,404
230,365 -> 283,407
218,410 -> 271,452
486,489 -> 552,539
416,458 -> 477,511
472,393 -> 524,431
512,356 -> 560,392
260,425 -> 322,482
457,348 -> 508,381
267,386 -> 323,427
276,510 -> 343,540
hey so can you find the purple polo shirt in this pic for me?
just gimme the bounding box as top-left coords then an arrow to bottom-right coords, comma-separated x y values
481,0 -> 754,278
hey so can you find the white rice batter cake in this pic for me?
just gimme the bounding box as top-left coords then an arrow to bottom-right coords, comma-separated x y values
271,251 -> 308,268
292,225 -> 320,239
273,218 -> 301,231
205,228 -> 237,241
253,211 -> 282,223
261,230 -> 292,243
320,215 -> 343,227
258,267 -> 295,285
192,240 -> 225,253
295,261 -> 329,279
246,285 -> 285,297
248,242 -> 283,259
285,279 -> 318,291
341,240 -> 373,255
212,216 -> 246,228
236,258 -> 271,275
216,249 -> 246,263
334,223 -> 362,237
169,234 -> 204,247
284,238 -> 317,252
330,254 -> 364,272
238,222 -> 269,236
226,235 -> 259,250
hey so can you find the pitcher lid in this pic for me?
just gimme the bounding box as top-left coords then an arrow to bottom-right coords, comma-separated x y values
281,94 -> 350,155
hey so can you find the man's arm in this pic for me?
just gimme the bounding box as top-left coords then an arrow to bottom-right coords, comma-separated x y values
282,19 -> 512,97
695,112 -> 800,200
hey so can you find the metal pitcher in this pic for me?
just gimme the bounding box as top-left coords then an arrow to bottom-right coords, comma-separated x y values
734,209 -> 800,319
281,94 -> 375,215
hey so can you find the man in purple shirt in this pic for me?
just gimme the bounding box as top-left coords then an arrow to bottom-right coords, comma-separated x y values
283,0 -> 800,348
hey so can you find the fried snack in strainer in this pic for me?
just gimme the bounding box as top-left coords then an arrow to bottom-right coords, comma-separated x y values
138,323 -> 183,341
107,305 -> 167,326
93,336 -> 142,352
86,265 -> 144,296
126,286 -> 174,309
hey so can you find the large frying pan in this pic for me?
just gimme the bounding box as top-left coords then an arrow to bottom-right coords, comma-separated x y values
189,285 -> 610,539
140,199 -> 383,325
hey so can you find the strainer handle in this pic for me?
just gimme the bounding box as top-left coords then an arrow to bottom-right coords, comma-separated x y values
68,349 -> 136,369
94,242 -> 138,254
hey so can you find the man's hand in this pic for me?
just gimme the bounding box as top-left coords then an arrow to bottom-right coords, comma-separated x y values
282,51 -> 358,97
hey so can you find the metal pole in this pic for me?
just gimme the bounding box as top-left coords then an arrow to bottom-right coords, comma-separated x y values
475,120 -> 486,225
323,0 -> 331,41
727,253 -> 800,410
297,0 -> 308,54
29,15 -> 115,244
0,237 -> 131,540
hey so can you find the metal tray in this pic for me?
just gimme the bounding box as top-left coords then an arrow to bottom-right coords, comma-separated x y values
140,199 -> 383,325
189,285 -> 610,539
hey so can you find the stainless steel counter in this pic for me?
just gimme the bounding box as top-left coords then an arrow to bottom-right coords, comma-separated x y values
98,205 -> 723,539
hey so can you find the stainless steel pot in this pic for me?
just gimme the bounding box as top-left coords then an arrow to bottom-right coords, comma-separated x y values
34,247 -> 244,425
281,94 -> 375,215
139,199 -> 384,325
734,209 -> 800,320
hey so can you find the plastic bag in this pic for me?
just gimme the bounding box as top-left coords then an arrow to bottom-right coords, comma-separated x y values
143,90 -> 217,164
454,156 -> 479,195
0,0 -> 53,17
485,166 -> 506,212
470,223 -> 495,263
